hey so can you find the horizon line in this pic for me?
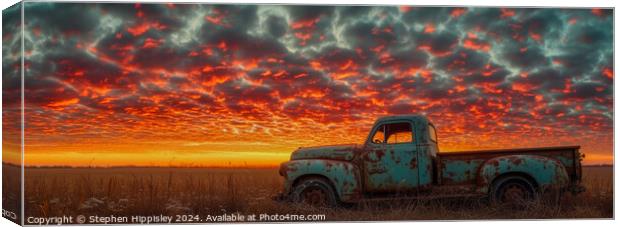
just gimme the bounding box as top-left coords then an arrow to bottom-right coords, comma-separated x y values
2,162 -> 613,169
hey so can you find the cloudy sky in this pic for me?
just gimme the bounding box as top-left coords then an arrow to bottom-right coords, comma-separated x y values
2,3 -> 613,166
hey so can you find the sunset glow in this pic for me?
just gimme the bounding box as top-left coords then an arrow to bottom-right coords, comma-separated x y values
2,4 -> 613,167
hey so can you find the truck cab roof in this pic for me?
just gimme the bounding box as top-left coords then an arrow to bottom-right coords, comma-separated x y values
375,114 -> 431,124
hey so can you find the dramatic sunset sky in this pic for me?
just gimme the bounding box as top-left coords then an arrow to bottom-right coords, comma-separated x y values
2,3 -> 613,167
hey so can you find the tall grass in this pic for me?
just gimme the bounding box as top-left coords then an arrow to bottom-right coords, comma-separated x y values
17,166 -> 612,221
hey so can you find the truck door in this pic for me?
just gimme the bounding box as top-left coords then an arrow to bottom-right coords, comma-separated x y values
363,121 -> 419,193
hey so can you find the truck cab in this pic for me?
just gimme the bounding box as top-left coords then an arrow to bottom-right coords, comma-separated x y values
361,115 -> 437,192
278,115 -> 584,206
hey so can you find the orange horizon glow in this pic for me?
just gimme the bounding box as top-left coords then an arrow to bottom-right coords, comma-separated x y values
2,145 -> 613,168
2,130 -> 613,167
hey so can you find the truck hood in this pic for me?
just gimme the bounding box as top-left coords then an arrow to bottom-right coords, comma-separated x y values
290,144 -> 360,161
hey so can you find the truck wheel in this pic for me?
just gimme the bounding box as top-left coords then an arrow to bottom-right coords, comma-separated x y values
490,176 -> 536,206
291,177 -> 338,208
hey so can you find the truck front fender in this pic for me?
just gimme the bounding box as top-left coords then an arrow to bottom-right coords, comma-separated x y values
477,155 -> 569,193
280,159 -> 362,202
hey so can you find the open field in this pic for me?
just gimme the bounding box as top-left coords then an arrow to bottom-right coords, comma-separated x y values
7,165 -> 613,222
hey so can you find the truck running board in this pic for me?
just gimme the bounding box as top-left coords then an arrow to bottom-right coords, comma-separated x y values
358,193 -> 487,203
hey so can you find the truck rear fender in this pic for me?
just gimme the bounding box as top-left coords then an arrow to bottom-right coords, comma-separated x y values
477,155 -> 569,193
281,159 -> 362,202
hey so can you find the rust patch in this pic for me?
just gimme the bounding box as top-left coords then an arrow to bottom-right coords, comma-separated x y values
324,160 -> 334,171
510,157 -> 523,165
409,158 -> 418,169
281,163 -> 298,176
375,149 -> 385,160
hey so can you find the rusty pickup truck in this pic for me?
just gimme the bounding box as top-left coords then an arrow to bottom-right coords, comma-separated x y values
278,115 -> 585,206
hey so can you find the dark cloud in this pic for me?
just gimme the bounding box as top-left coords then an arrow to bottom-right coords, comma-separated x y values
498,44 -> 548,70
25,3 -> 101,36
287,5 -> 333,21
415,32 -> 459,56
2,3 -> 21,107
434,48 -> 487,75
401,7 -> 452,24
568,82 -> 612,99
265,15 -> 287,38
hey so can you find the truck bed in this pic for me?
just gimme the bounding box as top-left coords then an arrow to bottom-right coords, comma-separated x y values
436,146 -> 582,187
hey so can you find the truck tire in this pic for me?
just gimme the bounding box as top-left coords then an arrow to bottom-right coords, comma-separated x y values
291,177 -> 338,208
490,175 -> 537,206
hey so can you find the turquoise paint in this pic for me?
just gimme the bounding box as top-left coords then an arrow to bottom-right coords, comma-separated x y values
290,144 -> 358,161
364,143 -> 418,191
478,155 -> 569,193
414,119 -> 435,187
363,119 -> 419,192
281,159 -> 361,202
442,160 -> 484,184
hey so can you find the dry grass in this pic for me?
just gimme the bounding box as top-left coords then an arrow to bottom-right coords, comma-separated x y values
2,163 -> 22,224
15,165 -> 613,221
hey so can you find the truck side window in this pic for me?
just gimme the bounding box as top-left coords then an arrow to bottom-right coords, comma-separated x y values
371,122 -> 414,144
385,122 -> 413,144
